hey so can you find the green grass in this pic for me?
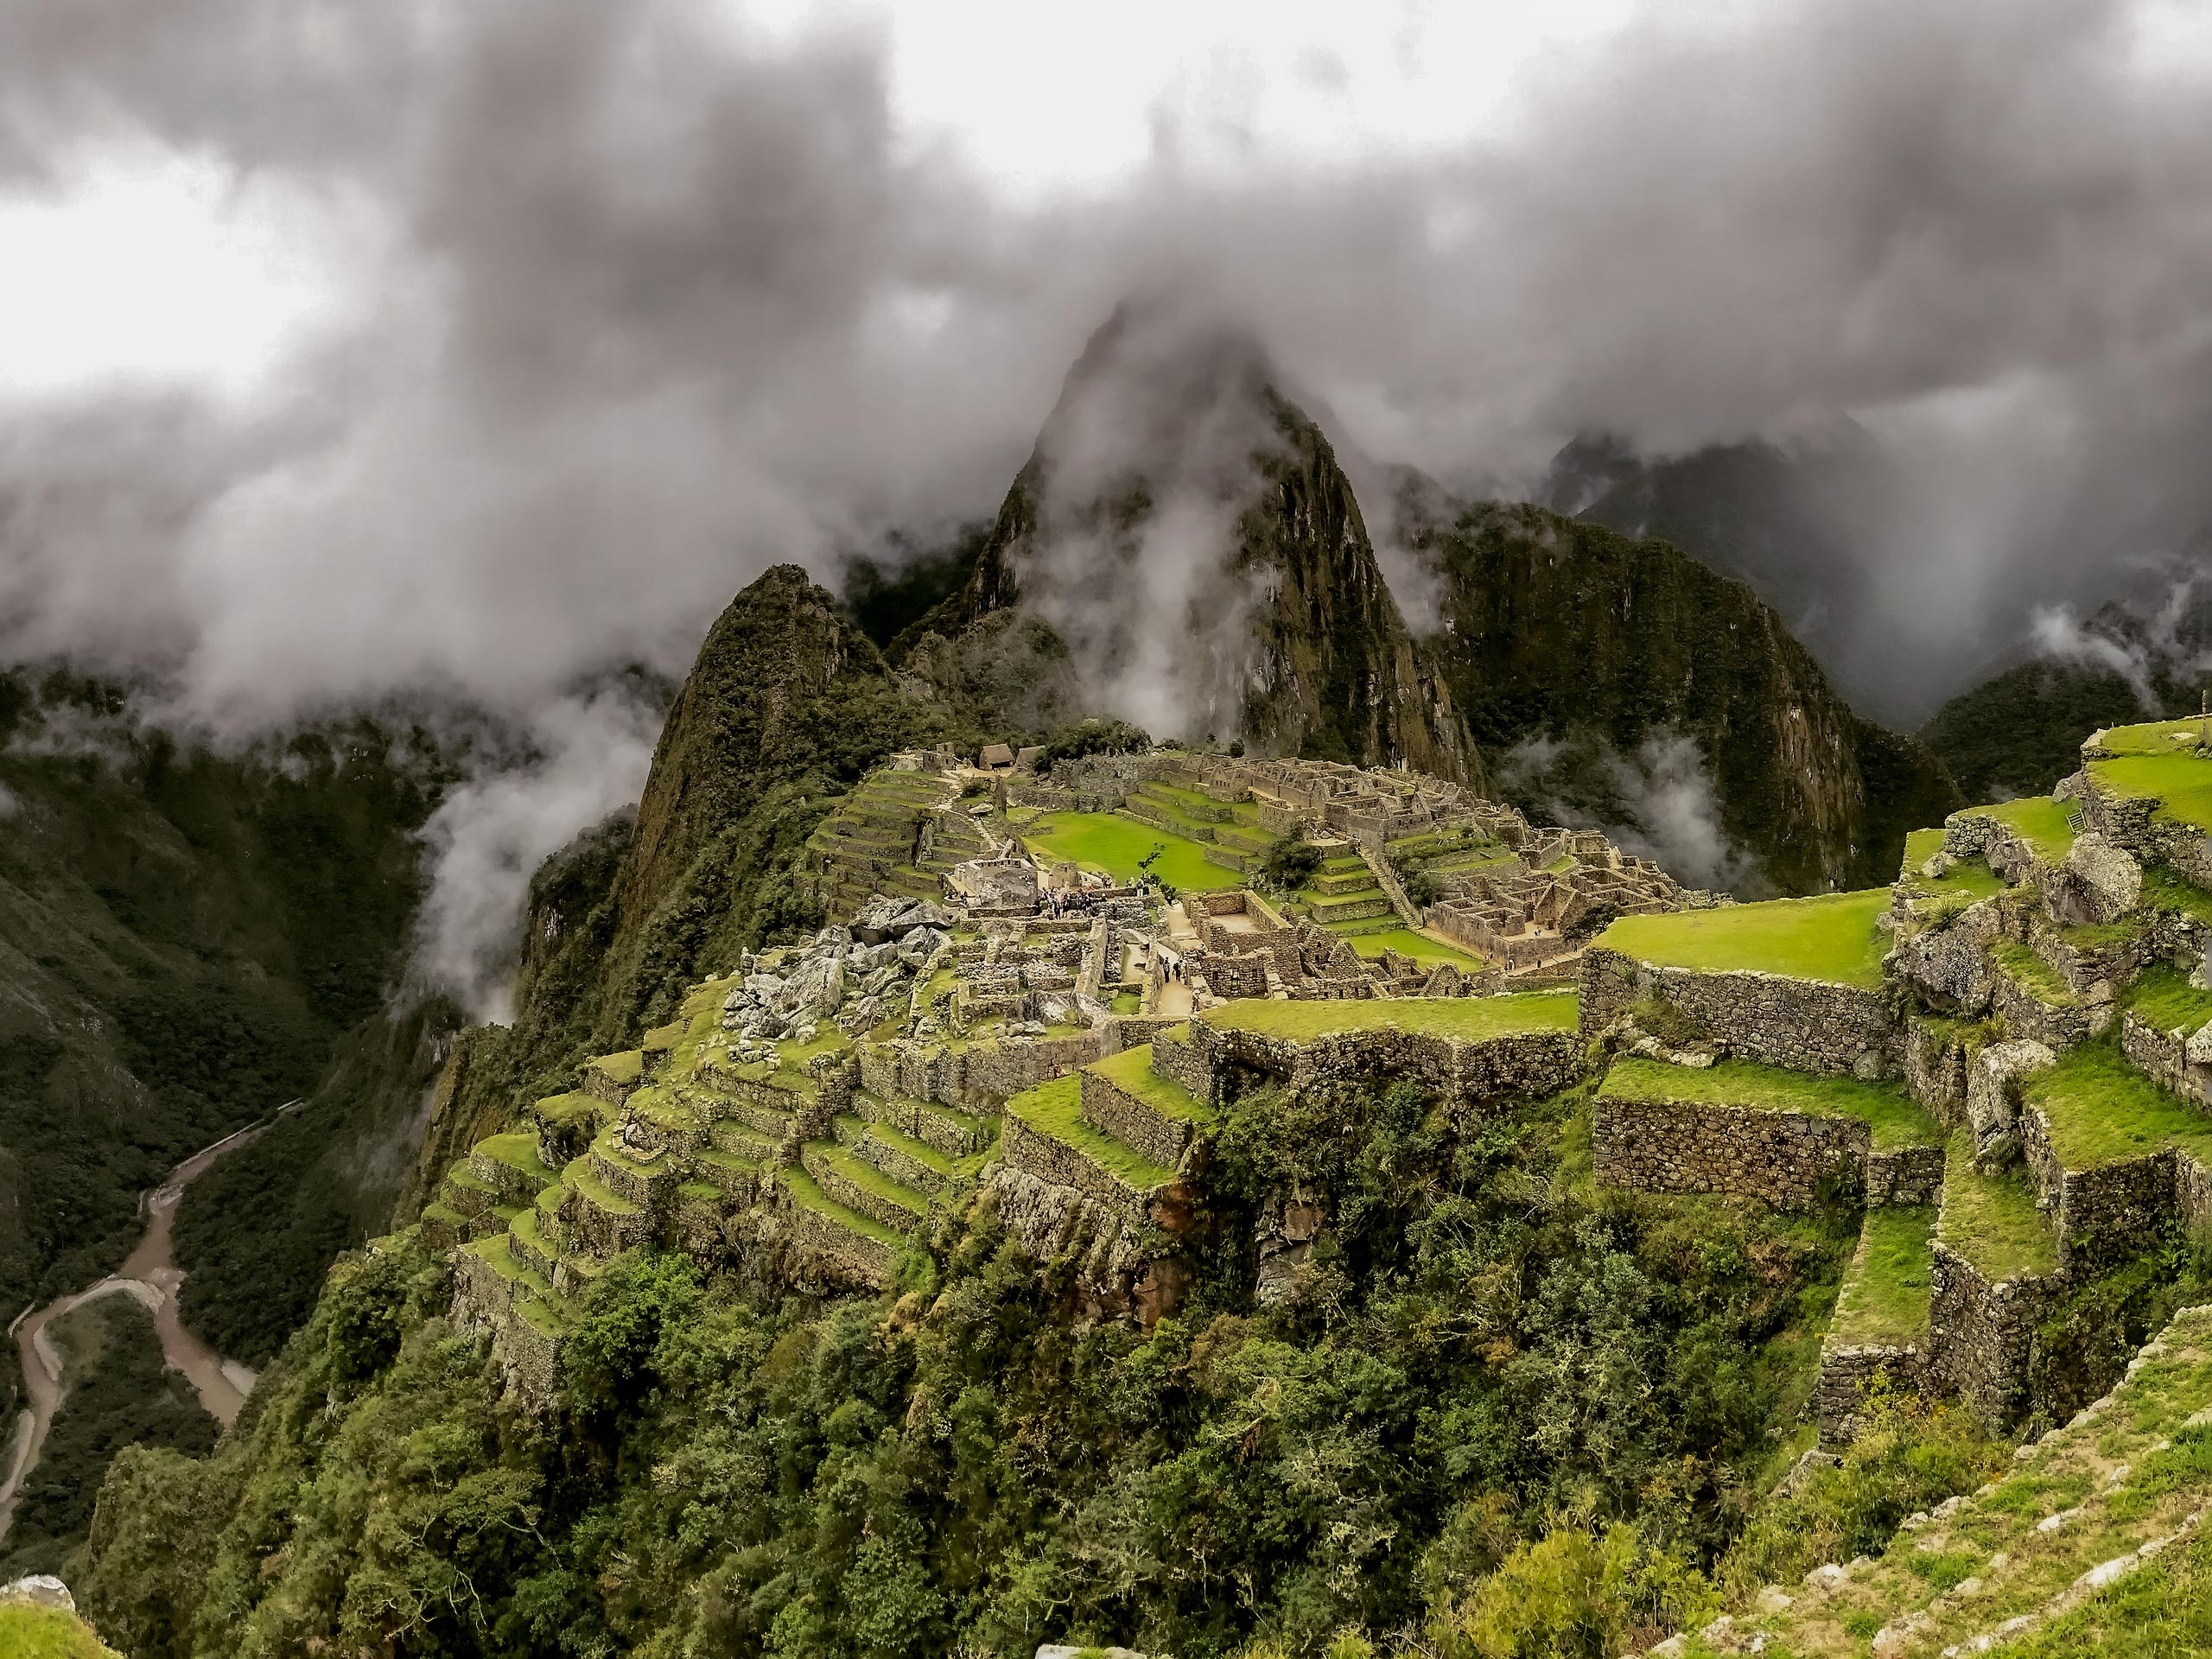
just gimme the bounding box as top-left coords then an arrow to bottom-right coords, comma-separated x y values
1936,1135 -> 2057,1281
588,1048 -> 644,1085
0,1602 -> 122,1657
807,1141 -> 930,1217
1992,938 -> 2079,1006
534,1090 -> 600,1128
1595,888 -> 1891,989
1897,827 -> 2007,901
2129,965 -> 2212,1034
1599,1058 -> 1943,1151
566,1160 -> 641,1217
2098,716 -> 2212,754
1344,927 -> 1484,970
1830,1205 -> 1936,1348
1087,1045 -> 1213,1123
1004,1075 -> 1177,1188
464,1231 -> 552,1300
778,1166 -> 904,1244
1018,810 -> 1247,891
2092,752 -> 2212,833
2141,864 -> 2212,926
472,1131 -> 555,1185
1202,990 -> 1578,1043
2024,1039 -> 2212,1169
1961,794 -> 2078,861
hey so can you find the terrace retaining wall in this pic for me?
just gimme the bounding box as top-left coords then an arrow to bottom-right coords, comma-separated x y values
1579,948 -> 1900,1077
2018,1103 -> 2212,1272
1928,1242 -> 2061,1429
2120,1008 -> 2212,1112
1815,1343 -> 1936,1446
1592,1094 -> 1910,1209
1188,1019 -> 1584,1109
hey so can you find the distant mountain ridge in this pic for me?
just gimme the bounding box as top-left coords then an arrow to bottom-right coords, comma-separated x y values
893,306 -> 1956,893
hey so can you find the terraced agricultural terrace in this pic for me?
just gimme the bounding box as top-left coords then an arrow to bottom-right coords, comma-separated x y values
425,721 -> 2212,1652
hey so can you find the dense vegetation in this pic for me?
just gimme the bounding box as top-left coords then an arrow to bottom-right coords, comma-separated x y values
0,671 -> 443,1409
78,1065 -> 2020,1659
2,1296 -> 218,1581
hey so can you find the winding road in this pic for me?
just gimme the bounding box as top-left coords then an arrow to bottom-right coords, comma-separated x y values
0,1104 -> 297,1544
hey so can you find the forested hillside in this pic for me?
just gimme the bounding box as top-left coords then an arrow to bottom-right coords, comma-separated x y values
0,673 -> 442,1385
79,1067 -> 2014,1659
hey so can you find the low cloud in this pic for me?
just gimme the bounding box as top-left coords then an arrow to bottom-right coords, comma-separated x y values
1501,729 -> 1766,895
410,688 -> 661,1021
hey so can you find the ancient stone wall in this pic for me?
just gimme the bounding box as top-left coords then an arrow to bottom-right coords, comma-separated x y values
1079,1070 -> 1194,1170
1151,1027 -> 1217,1105
1929,1243 -> 2061,1428
1815,1344 -> 1935,1446
1592,1095 -> 1877,1208
1000,1109 -> 1162,1225
2120,1010 -> 2212,1112
1580,948 -> 1900,1077
1903,1016 -> 1977,1128
1987,968 -> 2095,1052
1189,1020 -> 1584,1110
2017,1102 -> 2197,1272
1866,1144 -> 1947,1205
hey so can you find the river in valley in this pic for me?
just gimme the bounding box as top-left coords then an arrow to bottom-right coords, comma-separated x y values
0,1105 -> 297,1544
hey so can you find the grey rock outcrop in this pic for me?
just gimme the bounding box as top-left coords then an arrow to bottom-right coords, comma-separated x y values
1966,1039 -> 2056,1168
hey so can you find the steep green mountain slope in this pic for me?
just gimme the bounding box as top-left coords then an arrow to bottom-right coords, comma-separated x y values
1920,588 -> 2212,801
0,674 -> 441,1390
77,1077 -> 1872,1659
1407,499 -> 1961,893
902,306 -> 1478,782
404,567 -> 963,1204
1541,429 -> 1904,721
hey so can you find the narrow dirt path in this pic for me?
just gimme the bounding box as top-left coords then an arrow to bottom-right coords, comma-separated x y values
0,1104 -> 298,1543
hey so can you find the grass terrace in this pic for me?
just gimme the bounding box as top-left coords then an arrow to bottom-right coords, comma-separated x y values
1594,887 -> 1890,990
1936,1134 -> 2057,1281
1897,827 -> 2008,903
2021,1037 -> 2212,1170
1088,1044 -> 1214,1124
2140,863 -> 2212,925
2089,750 -> 2212,833
1343,927 -> 1485,970
1992,938 -> 2079,1007
1829,1205 -> 1936,1349
777,1166 -> 905,1245
1004,1074 -> 1178,1188
0,1601 -> 121,1658
2097,716 -> 2212,754
1599,1058 -> 1942,1151
1019,810 -> 1246,891
1960,794 -> 2077,861
1202,989 -> 1577,1043
2128,964 -> 2212,1035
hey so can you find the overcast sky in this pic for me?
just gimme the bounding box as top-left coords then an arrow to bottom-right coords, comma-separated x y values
5,0 -> 2211,733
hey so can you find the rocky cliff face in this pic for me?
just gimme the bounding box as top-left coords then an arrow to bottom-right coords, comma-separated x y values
1406,498 -> 1960,893
907,305 -> 1478,782
1541,427 -> 1907,721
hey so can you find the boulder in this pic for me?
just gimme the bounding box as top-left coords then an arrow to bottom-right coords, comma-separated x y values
2065,832 -> 2142,924
1891,903 -> 2000,1014
1967,1039 -> 2056,1166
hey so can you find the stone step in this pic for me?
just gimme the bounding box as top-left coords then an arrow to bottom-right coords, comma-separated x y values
1306,893 -> 1394,923
778,1168 -> 899,1289
832,1113 -> 954,1197
588,1129 -> 680,1210
856,1091 -> 995,1158
1121,801 -> 1213,843
1313,867 -> 1382,896
709,1116 -> 783,1163
695,1147 -> 761,1202
798,1141 -> 931,1234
